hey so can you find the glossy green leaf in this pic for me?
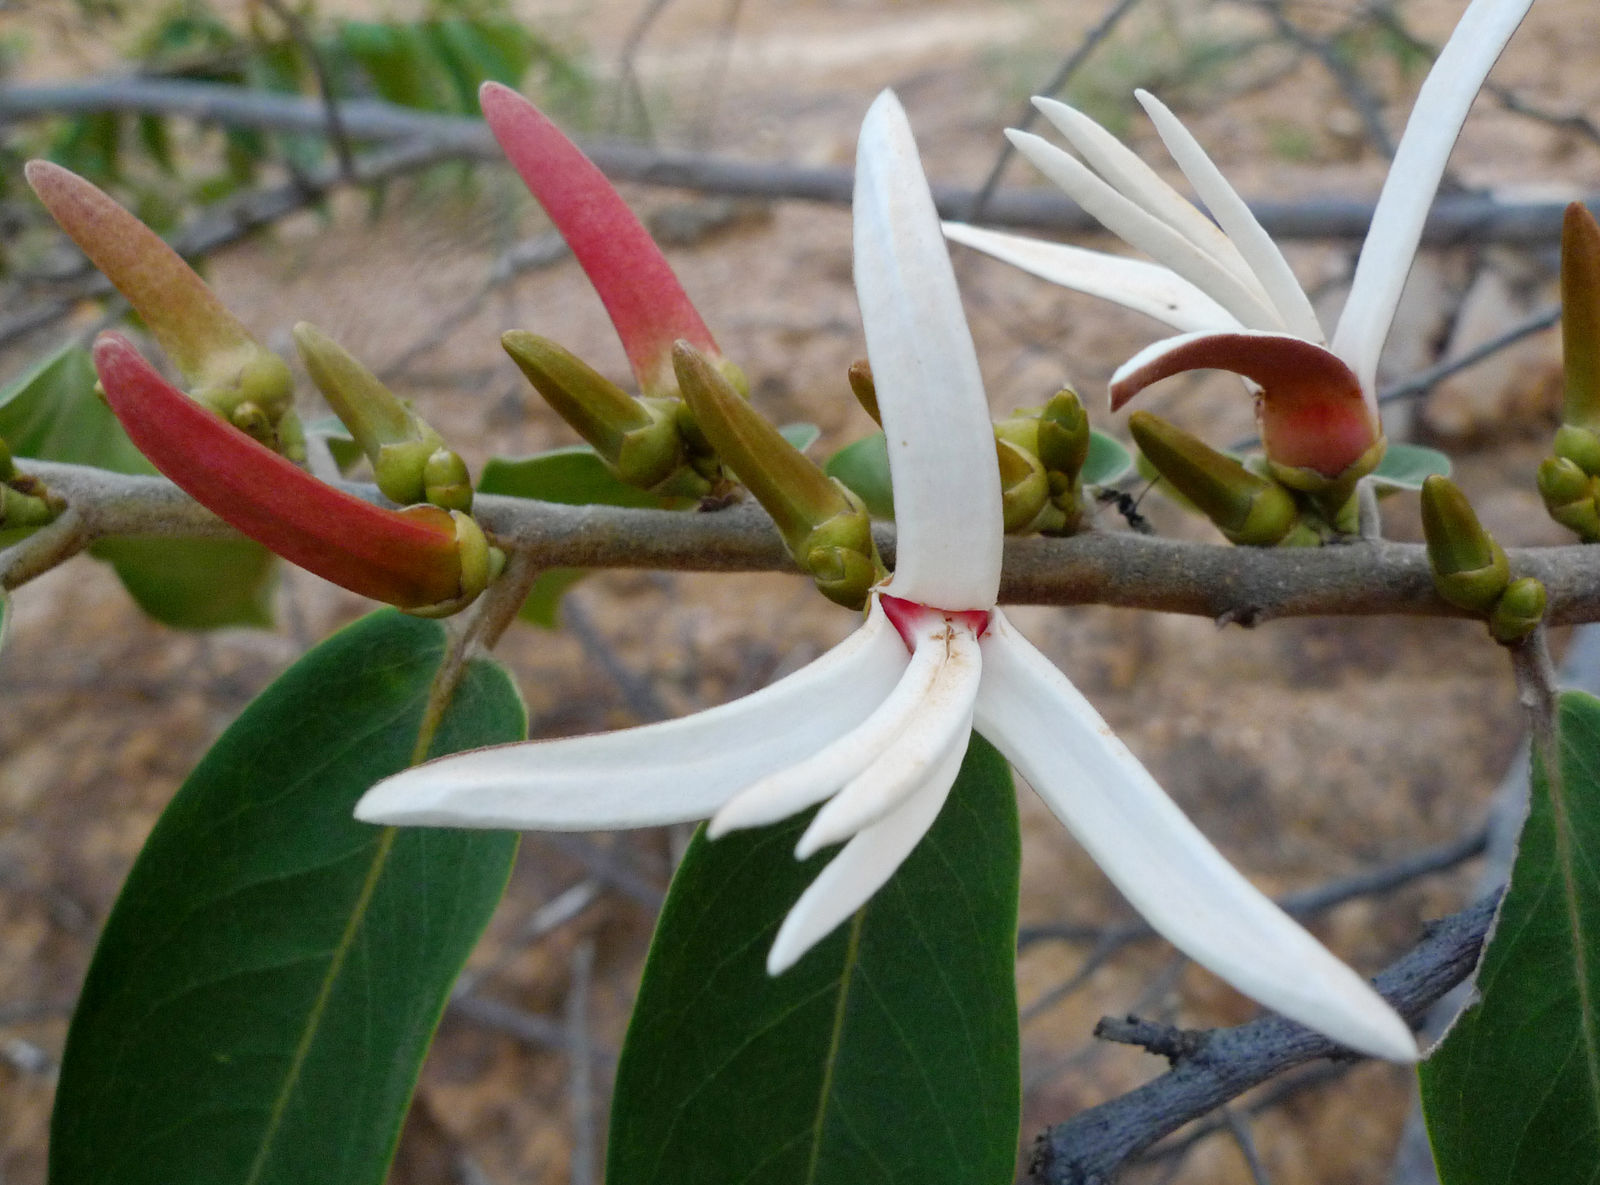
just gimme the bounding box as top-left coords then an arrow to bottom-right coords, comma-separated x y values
1082,429 -> 1133,485
1369,442 -> 1452,492
824,431 -> 894,518
1419,689 -> 1600,1182
0,343 -> 278,629
50,611 -> 524,1185
608,734 -> 1021,1185
518,568 -> 589,629
780,422 -> 822,452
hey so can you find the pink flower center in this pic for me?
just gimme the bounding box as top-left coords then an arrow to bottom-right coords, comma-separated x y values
879,593 -> 991,652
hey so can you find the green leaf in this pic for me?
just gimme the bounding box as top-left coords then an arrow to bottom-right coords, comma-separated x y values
0,344 -> 279,629
303,414 -> 365,472
824,431 -> 894,518
50,611 -> 524,1185
608,734 -> 1021,1185
88,536 -> 278,629
518,567 -> 588,629
1419,689 -> 1600,1182
1082,429 -> 1133,486
1369,442 -> 1452,493
780,422 -> 822,452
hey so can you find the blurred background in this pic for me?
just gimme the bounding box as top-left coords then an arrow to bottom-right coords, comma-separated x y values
1,0 -> 1595,1180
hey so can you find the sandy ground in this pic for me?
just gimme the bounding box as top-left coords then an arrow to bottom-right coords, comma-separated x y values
3,0 -> 1598,1180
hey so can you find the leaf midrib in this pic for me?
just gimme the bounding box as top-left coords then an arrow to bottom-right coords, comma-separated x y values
803,908 -> 867,1185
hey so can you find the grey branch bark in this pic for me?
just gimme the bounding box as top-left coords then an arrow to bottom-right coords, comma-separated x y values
1028,893 -> 1500,1185
16,458 -> 1600,626
2,78 -> 1593,244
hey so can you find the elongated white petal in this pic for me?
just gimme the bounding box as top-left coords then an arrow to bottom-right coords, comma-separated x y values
943,222 -> 1239,333
796,622 -> 980,856
973,612 -> 1416,1062
355,601 -> 907,831
1032,97 -> 1264,297
709,627 -> 944,836
766,740 -> 962,974
1330,0 -> 1535,401
855,91 -> 1003,610
1134,90 -> 1325,344
1008,130 -> 1285,333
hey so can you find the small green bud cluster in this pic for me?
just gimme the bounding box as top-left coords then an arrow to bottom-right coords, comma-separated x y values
992,389 -> 1094,535
0,439 -> 65,530
1129,412 -> 1321,547
403,508 -> 507,619
1542,204 -> 1600,541
1422,475 -> 1545,644
193,349 -> 307,465
294,323 -> 475,514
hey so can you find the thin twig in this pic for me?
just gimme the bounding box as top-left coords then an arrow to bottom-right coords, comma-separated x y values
1222,1106 -> 1272,1185
566,938 -> 599,1185
256,0 -> 355,179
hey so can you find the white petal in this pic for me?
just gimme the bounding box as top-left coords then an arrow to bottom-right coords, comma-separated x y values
796,621 -> 980,856
972,612 -> 1416,1062
854,91 -> 1003,610
1134,90 -> 1325,344
766,739 -> 962,974
1330,0 -> 1535,402
943,222 -> 1239,333
1007,129 -> 1285,333
1031,97 -> 1265,297
355,601 -> 907,831
709,621 -> 944,837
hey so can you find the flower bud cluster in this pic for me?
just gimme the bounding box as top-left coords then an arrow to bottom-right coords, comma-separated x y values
0,439 -> 65,530
993,390 -> 1094,534
1540,204 -> 1600,542
1422,475 -> 1545,643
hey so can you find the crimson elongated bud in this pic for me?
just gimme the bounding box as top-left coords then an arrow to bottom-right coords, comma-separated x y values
94,333 -> 499,614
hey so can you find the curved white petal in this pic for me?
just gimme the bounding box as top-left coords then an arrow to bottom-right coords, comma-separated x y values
766,739 -> 962,974
1330,0 -> 1535,401
1007,130 -> 1285,333
943,222 -> 1239,333
855,91 -> 1003,610
355,601 -> 907,831
1134,90 -> 1325,344
709,626 -> 944,837
796,622 -> 981,856
1031,97 -> 1264,297
973,612 -> 1416,1062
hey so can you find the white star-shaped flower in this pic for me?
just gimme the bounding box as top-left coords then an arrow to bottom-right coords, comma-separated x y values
945,0 -> 1533,480
357,91 -> 1415,1062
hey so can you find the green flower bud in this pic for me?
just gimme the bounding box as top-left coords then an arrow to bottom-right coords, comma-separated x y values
0,482 -> 62,528
847,360 -> 881,426
1554,424 -> 1600,476
230,401 -> 275,450
1130,411 -> 1302,546
0,439 -> 14,482
1037,388 -> 1091,480
423,448 -> 474,513
1489,577 -> 1547,644
1421,475 -> 1510,612
997,438 -> 1050,534
674,341 -> 884,607
1538,456 -> 1600,541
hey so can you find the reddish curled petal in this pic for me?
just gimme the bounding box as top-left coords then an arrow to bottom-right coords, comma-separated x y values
479,82 -> 719,397
93,334 -> 465,608
1110,330 -> 1380,478
26,161 -> 258,386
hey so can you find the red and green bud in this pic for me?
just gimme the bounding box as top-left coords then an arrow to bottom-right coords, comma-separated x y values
479,83 -> 734,401
1129,411 -> 1308,546
25,160 -> 304,462
293,322 -> 471,511
673,342 -> 883,608
1421,475 -> 1510,613
93,333 -> 499,614
1562,203 -> 1600,434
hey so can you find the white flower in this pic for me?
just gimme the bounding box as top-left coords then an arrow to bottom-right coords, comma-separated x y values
945,0 -> 1534,479
357,91 -> 1416,1062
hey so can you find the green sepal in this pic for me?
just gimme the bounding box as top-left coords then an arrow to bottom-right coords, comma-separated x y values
1130,410 -> 1301,546
1489,577 -> 1547,644
1538,456 -> 1600,541
1266,435 -> 1387,520
1422,474 -> 1510,612
996,437 -> 1050,533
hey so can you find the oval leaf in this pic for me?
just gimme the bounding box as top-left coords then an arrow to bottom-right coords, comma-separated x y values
49,610 -> 524,1185
608,733 -> 1021,1185
824,431 -> 895,518
1082,429 -> 1133,486
1369,441 -> 1452,492
1420,689 -> 1600,1182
